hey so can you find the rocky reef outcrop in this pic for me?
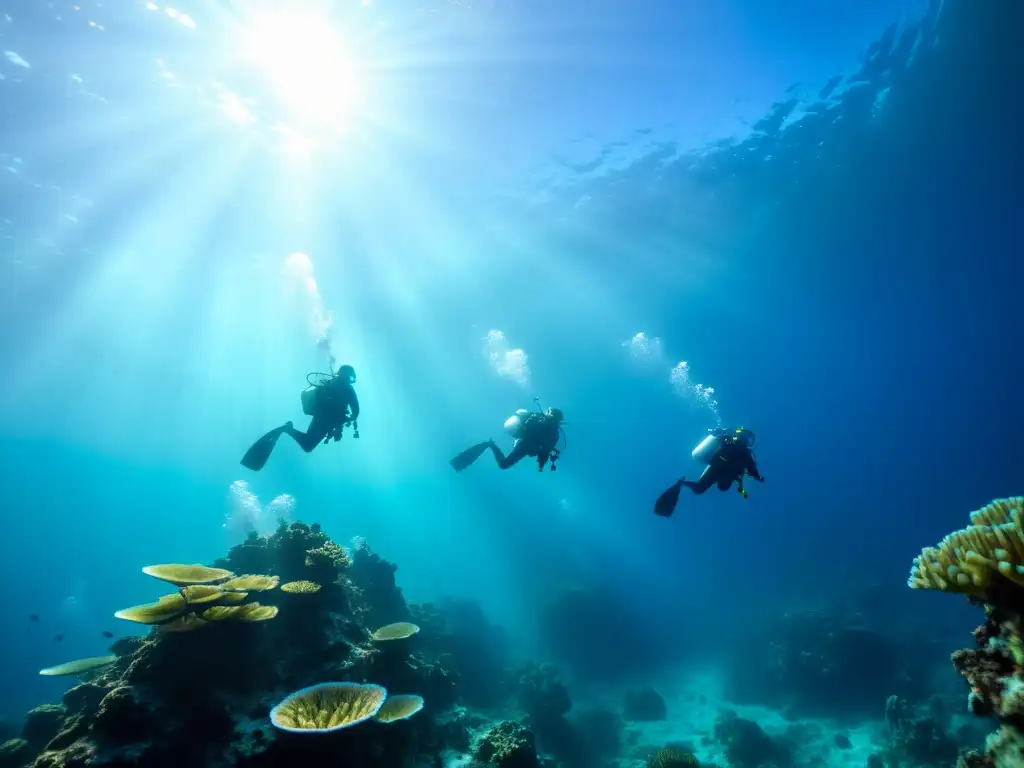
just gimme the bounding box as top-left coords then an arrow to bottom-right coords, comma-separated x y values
0,521 -> 511,768
907,496 -> 1024,768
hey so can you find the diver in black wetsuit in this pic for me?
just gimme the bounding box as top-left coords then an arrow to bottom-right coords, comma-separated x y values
450,407 -> 565,473
240,365 -> 360,472
654,427 -> 764,517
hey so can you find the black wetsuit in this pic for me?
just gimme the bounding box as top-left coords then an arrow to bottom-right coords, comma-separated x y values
285,378 -> 360,453
489,415 -> 561,470
682,437 -> 762,495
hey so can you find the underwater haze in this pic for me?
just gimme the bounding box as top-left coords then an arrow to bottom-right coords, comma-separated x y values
0,0 -> 1022,766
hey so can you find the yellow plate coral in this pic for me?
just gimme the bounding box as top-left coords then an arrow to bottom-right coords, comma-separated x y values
270,682 -> 387,732
201,606 -> 246,622
200,603 -> 278,622
142,564 -> 233,586
216,591 -> 249,604
39,656 -> 117,676
370,622 -> 420,641
374,694 -> 424,723
159,614 -> 209,633
280,580 -> 321,594
219,574 -> 279,592
239,604 -> 279,622
114,593 -> 188,625
179,585 -> 227,604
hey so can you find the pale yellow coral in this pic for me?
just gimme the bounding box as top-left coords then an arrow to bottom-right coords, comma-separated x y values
280,580 -> 321,594
39,656 -> 117,676
201,605 -> 246,622
304,541 -> 350,569
219,575 -> 279,592
159,614 -> 209,632
907,497 -> 1024,595
200,603 -> 278,622
179,585 -> 227,604
370,622 -> 420,641
270,683 -> 387,732
374,694 -> 424,723
238,604 -> 278,622
142,564 -> 233,586
114,593 -> 187,624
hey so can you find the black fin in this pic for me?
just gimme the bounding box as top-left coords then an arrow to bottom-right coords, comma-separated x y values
241,427 -> 287,472
450,442 -> 491,473
654,480 -> 684,518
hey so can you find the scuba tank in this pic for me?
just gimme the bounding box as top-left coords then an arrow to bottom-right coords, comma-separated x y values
300,386 -> 319,416
691,433 -> 723,464
300,370 -> 338,416
692,427 -> 756,464
503,409 -> 531,439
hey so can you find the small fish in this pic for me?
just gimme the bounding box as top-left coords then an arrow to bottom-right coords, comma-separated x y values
29,614 -> 39,621
101,631 -> 113,638
53,634 -> 64,642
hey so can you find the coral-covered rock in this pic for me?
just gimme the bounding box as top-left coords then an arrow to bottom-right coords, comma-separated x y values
348,537 -> 410,629
884,698 -> 957,768
517,663 -> 571,721
21,705 -> 66,750
475,721 -> 540,768
410,598 -> 512,709
958,748 -> 995,768
624,688 -> 666,722
61,684 -> 106,717
952,644 -> 1015,717
3,520 -> 516,768
0,738 -> 32,768
91,686 -> 154,745
713,712 -> 791,768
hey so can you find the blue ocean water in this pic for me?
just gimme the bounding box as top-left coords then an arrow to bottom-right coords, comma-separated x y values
0,0 -> 1020,762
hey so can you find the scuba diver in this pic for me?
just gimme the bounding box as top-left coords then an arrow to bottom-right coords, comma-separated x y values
450,400 -> 565,473
653,427 -> 764,517
240,364 -> 360,472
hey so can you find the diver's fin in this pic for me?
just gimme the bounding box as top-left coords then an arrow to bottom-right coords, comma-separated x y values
450,442 -> 491,473
240,426 -> 287,472
654,479 -> 684,518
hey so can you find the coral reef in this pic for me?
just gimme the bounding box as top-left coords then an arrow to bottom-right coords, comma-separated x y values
6,520 -> 471,767
647,746 -> 699,768
907,497 -> 1024,768
474,720 -> 540,768
409,597 -> 512,710
517,663 -> 571,722
347,536 -> 412,629
883,695 -> 958,768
